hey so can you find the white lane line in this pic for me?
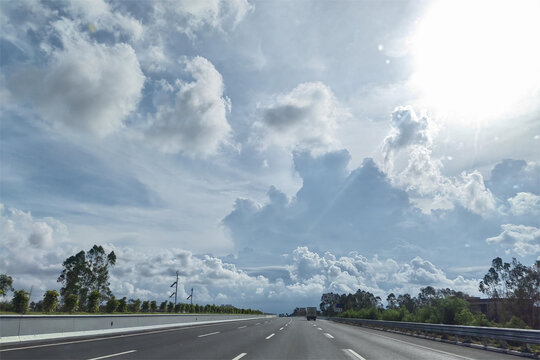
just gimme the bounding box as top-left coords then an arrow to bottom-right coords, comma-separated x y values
197,331 -> 220,338
87,350 -> 137,360
317,327 -> 323,331
266,333 -> 275,339
255,323 -> 261,325
238,326 -> 247,329
344,349 -> 367,360
345,327 -> 475,360
324,333 -> 334,339
279,327 -> 284,330
232,353 -> 247,360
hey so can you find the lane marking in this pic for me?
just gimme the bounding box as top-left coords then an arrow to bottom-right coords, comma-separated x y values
87,350 -> 137,360
232,353 -> 247,360
237,326 -> 247,329
0,321 -> 249,353
279,327 -> 284,330
255,323 -> 261,325
197,331 -> 220,338
317,327 -> 323,331
324,333 -> 334,339
345,348 -> 367,360
334,324 -> 475,360
266,333 -> 275,339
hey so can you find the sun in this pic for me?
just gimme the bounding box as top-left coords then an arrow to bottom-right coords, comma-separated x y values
410,0 -> 540,124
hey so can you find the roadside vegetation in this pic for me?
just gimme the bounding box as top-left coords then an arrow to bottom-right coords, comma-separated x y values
320,257 -> 539,330
0,245 -> 262,316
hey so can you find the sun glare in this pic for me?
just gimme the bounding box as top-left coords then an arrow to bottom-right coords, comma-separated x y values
411,0 -> 540,124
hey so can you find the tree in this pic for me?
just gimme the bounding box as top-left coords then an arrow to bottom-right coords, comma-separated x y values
159,301 -> 167,312
64,294 -> 79,312
12,290 -> 30,314
141,300 -> 150,313
397,293 -> 416,313
150,300 -> 158,312
386,293 -> 397,309
0,274 -> 14,297
42,290 -> 59,313
57,245 -> 116,311
128,299 -> 141,313
106,297 -> 119,313
117,297 -> 127,312
167,301 -> 174,313
87,290 -> 101,313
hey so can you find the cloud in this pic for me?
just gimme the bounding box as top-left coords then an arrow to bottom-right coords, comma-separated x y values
383,105 -> 434,163
146,56 -> 232,155
486,224 -> 540,257
487,159 -> 540,200
152,0 -> 253,38
508,192 -> 540,216
252,82 -> 349,154
28,222 -> 54,249
10,19 -> 145,137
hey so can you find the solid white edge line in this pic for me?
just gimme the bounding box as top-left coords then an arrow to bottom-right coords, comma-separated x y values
197,331 -> 220,338
266,333 -> 275,339
324,333 -> 334,339
87,350 -> 137,360
346,348 -> 367,360
231,353 -> 247,360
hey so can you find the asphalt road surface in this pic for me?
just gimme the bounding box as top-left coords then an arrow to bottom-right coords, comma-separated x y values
0,317 -> 521,359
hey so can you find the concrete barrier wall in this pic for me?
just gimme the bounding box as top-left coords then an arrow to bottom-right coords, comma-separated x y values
0,314 -> 273,344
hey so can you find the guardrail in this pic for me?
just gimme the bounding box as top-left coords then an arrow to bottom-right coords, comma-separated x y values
329,317 -> 540,352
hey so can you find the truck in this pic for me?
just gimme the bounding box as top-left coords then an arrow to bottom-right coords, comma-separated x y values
306,307 -> 317,321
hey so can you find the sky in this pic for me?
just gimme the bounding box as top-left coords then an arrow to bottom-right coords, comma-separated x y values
1,0 -> 539,314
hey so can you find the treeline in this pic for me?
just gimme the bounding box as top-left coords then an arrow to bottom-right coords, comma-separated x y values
0,245 -> 262,315
320,257 -> 539,329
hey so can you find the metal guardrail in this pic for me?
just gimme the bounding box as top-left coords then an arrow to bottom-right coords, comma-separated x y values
329,317 -> 540,346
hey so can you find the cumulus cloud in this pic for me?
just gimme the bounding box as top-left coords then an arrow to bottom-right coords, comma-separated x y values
152,0 -> 253,38
382,106 -> 497,216
383,105 -> 434,163
486,224 -> 540,257
28,222 -> 54,249
487,159 -> 540,200
252,82 -> 349,154
508,192 -> 540,216
10,19 -> 145,136
146,56 -> 232,155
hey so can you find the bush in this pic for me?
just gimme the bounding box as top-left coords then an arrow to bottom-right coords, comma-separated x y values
106,297 -> 119,313
12,290 -> 30,314
455,309 -> 474,325
64,294 -> 79,313
87,290 -> 100,313
42,290 -> 59,313
504,316 -> 529,329
118,297 -> 127,312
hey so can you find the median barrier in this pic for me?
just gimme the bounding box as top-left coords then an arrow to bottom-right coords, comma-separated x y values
0,314 -> 274,344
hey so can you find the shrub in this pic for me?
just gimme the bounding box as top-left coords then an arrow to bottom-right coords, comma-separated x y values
106,297 -> 119,313
42,290 -> 59,313
12,290 -> 30,314
64,294 -> 79,313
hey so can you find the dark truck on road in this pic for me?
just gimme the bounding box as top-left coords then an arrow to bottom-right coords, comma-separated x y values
306,307 -> 317,321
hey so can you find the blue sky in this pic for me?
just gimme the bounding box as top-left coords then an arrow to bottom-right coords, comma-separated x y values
1,0 -> 539,313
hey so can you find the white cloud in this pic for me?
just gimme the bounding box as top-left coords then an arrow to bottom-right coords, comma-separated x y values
11,19 -> 145,137
454,170 -> 497,215
152,0 -> 253,38
28,222 -> 54,249
146,56 -> 232,156
253,82 -> 349,155
508,192 -> 540,216
486,224 -> 540,257
383,105 -> 435,164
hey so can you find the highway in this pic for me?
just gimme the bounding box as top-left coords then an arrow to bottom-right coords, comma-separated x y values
0,317 -> 520,359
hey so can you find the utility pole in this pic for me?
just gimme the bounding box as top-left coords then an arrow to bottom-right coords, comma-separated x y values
170,271 -> 179,306
187,288 -> 193,306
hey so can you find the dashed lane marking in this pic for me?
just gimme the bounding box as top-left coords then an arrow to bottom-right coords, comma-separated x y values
279,327 -> 284,330
232,353 -> 247,360
238,326 -> 247,329
197,331 -> 220,338
324,333 -> 334,339
266,333 -> 275,339
317,327 -> 323,331
344,348 -> 367,360
87,350 -> 137,360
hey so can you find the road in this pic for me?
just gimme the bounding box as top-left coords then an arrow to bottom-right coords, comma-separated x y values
0,317 -> 520,359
